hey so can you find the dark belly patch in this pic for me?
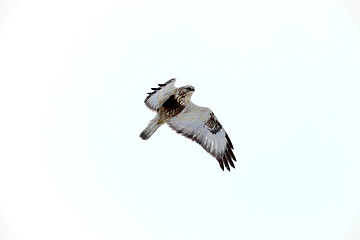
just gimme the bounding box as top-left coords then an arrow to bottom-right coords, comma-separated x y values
159,94 -> 186,119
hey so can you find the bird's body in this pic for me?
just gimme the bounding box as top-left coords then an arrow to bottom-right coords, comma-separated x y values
157,88 -> 192,123
140,78 -> 236,171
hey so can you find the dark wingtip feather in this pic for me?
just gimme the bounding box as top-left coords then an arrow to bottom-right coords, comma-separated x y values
217,139 -> 236,171
225,133 -> 234,149
228,147 -> 236,162
223,157 -> 230,171
226,151 -> 235,168
160,78 -> 176,86
218,160 -> 225,171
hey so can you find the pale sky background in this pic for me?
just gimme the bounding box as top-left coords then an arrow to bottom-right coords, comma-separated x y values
1,0 -> 360,240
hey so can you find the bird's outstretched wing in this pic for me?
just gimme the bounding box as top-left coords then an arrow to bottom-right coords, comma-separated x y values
144,78 -> 176,111
167,101 -> 236,171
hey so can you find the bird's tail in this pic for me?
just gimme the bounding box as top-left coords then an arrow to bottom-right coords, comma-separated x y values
140,118 -> 162,140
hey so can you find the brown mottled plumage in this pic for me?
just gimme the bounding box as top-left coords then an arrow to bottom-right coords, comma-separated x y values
157,90 -> 189,124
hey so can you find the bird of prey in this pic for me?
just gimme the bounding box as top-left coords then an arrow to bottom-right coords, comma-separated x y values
140,78 -> 236,171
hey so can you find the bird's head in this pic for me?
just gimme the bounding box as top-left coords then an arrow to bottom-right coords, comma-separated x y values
178,85 -> 195,102
181,85 -> 195,92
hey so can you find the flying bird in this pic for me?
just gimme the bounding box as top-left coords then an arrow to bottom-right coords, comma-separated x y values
140,78 -> 236,171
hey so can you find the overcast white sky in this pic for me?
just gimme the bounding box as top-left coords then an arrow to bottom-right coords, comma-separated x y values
1,0 -> 360,240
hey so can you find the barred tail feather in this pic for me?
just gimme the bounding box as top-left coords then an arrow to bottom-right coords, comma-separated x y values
140,119 -> 161,140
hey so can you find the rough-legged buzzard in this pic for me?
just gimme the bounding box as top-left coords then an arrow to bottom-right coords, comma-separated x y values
140,78 -> 236,171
